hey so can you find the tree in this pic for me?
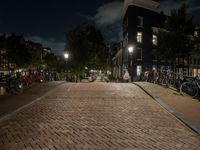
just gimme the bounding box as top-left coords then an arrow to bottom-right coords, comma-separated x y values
156,30 -> 190,63
26,41 -> 44,68
155,4 -> 194,68
7,34 -> 31,68
192,27 -> 200,55
45,53 -> 57,69
65,23 -> 107,73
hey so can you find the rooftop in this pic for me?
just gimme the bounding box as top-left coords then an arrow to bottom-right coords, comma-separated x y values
123,0 -> 160,16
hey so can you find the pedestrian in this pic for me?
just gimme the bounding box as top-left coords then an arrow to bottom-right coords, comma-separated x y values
123,70 -> 130,83
104,76 -> 110,83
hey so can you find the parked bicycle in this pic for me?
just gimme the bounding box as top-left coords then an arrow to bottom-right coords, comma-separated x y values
180,76 -> 200,98
156,69 -> 172,87
1,75 -> 23,95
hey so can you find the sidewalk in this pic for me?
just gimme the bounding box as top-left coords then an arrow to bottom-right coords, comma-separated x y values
134,82 -> 200,134
0,81 -> 65,118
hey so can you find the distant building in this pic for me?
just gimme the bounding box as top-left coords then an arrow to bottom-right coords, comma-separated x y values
189,26 -> 200,77
25,41 -> 52,69
111,42 -> 123,80
43,47 -> 51,56
112,1 -> 200,80
122,0 -> 166,80
0,33 -> 53,73
106,43 -> 121,78
0,34 -> 8,72
0,34 -> 20,73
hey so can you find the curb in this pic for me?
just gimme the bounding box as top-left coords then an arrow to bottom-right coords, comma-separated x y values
133,82 -> 200,135
0,81 -> 66,122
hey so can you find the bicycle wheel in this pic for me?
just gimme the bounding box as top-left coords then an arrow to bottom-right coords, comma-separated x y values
180,82 -> 198,98
10,80 -> 23,95
162,78 -> 169,87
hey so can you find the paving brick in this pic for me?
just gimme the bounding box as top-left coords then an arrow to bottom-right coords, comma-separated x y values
0,83 -> 200,150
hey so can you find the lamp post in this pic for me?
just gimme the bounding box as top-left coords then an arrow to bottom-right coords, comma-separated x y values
64,52 -> 69,81
64,53 -> 69,60
128,46 -> 134,82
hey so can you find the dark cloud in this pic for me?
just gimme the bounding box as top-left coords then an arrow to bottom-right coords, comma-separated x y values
159,0 -> 185,14
94,0 -> 200,43
93,1 -> 123,42
94,1 -> 123,26
1,0 -> 200,54
159,0 -> 200,24
99,23 -> 123,43
159,0 -> 200,14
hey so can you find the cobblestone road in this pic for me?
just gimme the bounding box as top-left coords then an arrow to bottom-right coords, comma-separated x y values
0,83 -> 200,150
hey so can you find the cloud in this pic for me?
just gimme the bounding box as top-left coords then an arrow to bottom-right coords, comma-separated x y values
94,1 -> 123,26
99,23 -> 123,42
92,1 -> 123,42
159,0 -> 200,14
189,6 -> 200,12
25,35 -> 65,55
74,1 -> 124,42
159,0 -> 185,14
159,0 -> 200,23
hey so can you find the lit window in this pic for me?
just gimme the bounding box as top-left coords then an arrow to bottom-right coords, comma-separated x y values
152,66 -> 156,71
194,31 -> 198,37
137,65 -> 142,76
137,16 -> 143,28
153,35 -> 157,45
137,32 -> 143,43
0,49 -> 6,54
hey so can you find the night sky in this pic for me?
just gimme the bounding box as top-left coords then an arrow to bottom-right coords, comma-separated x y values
0,0 -> 200,55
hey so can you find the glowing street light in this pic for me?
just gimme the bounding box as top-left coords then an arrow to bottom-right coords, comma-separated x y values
128,46 -> 134,54
128,46 -> 134,82
64,52 -> 69,81
64,53 -> 69,59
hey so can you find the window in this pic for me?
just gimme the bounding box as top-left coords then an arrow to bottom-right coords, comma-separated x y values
152,35 -> 157,45
189,57 -> 192,65
136,48 -> 142,60
123,33 -> 128,47
0,49 -> 6,54
194,31 -> 198,37
152,66 -> 156,71
137,65 -> 142,76
137,32 -> 143,43
137,16 -> 143,28
193,58 -> 196,65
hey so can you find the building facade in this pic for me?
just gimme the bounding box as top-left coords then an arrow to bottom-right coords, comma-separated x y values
0,34 -> 17,74
0,33 -> 52,74
106,43 -> 121,79
122,0 -> 166,80
112,42 -> 123,80
112,1 -> 200,81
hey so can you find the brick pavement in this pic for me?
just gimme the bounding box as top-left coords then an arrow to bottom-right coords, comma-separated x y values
0,81 -> 64,118
0,82 -> 200,150
134,82 -> 200,134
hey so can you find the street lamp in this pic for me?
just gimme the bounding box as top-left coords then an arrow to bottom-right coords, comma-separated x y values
64,52 -> 69,59
128,46 -> 134,54
128,46 -> 134,82
64,52 -> 69,81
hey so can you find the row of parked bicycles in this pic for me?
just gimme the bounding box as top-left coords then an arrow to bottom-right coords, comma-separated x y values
0,73 -> 44,95
142,69 -> 200,99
